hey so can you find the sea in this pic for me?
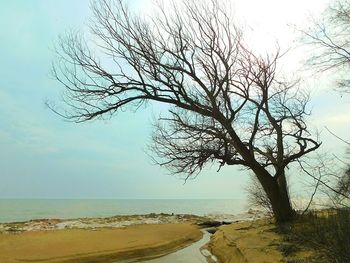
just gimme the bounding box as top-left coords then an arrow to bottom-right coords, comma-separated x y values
0,199 -> 248,223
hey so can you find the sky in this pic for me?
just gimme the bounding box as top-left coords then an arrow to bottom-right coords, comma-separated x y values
0,0 -> 348,199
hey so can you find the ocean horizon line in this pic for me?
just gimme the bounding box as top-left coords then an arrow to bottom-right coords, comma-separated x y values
0,197 -> 244,200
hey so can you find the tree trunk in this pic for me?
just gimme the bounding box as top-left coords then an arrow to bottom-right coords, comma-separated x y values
256,171 -> 295,222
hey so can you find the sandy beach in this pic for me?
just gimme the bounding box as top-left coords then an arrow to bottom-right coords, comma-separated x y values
205,218 -> 316,263
0,211 -> 278,263
0,223 -> 202,263
206,219 -> 283,263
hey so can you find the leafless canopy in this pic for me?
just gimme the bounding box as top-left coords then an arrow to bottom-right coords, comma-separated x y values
53,0 -> 321,221
303,0 -> 350,91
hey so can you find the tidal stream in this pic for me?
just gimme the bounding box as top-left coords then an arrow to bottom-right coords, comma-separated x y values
142,230 -> 213,263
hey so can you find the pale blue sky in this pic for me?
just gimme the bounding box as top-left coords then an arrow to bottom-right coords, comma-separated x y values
0,0 -> 348,199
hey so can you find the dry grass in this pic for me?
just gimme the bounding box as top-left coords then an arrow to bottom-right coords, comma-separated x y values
280,209 -> 350,263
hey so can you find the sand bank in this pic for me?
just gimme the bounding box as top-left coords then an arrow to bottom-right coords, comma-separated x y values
206,218 -> 316,263
0,223 -> 202,263
0,211 -> 270,263
206,220 -> 283,263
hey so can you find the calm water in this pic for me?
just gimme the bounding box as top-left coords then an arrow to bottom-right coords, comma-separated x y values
0,199 -> 247,223
142,230 -> 211,263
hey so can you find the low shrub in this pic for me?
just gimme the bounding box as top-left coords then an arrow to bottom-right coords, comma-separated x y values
285,209 -> 350,263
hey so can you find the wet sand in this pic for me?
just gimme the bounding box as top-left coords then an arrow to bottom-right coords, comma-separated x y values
0,223 -> 202,263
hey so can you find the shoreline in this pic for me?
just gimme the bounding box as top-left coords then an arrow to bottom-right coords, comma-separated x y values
0,211 -> 267,263
0,213 -> 222,263
0,213 -> 211,232
0,210 -> 266,233
0,223 -> 202,263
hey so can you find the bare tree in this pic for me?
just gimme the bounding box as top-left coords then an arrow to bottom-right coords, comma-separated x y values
53,0 -> 321,222
333,166 -> 350,206
302,0 -> 350,208
297,152 -> 350,210
325,129 -> 350,207
303,0 -> 350,92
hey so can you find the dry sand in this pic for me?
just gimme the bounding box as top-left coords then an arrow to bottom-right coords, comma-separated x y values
0,211 -> 283,263
206,219 -> 315,263
205,220 -> 283,263
0,223 -> 202,263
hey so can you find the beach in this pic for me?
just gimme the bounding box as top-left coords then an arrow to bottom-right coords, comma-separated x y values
0,209 -> 322,263
0,199 -> 255,262
206,219 -> 284,263
0,223 -> 203,263
0,214 -> 213,263
0,210 -> 273,263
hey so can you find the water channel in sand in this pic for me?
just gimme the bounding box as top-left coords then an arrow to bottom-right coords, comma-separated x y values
141,230 -> 215,263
